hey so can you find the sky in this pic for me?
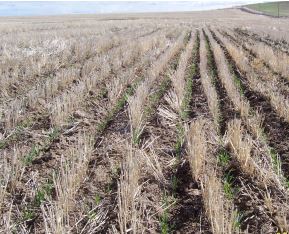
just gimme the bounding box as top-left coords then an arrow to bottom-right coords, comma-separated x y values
0,0 -> 284,16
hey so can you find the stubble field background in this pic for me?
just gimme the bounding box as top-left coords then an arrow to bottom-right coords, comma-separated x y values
0,8 -> 289,234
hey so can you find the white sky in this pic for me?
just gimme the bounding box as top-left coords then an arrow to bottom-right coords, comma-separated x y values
0,0 -> 285,2
0,0 -> 286,16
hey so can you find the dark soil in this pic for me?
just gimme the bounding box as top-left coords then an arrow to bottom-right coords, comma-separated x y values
226,159 -> 279,234
172,161 -> 212,234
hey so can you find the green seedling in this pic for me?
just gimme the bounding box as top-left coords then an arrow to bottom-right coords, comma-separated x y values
96,120 -> 109,134
34,190 -> 45,207
23,145 -> 40,165
14,117 -> 33,131
106,183 -> 112,194
175,123 -> 184,157
48,128 -> 60,142
145,79 -> 171,117
223,170 -> 235,199
34,182 -> 53,206
68,115 -> 76,123
184,32 -> 191,44
111,166 -> 121,178
132,129 -> 142,146
174,140 -> 182,158
180,33 -> 199,120
216,37 -> 246,97
88,211 -> 97,220
270,148 -> 281,173
160,194 -> 170,234
160,210 -> 169,234
97,88 -> 108,100
96,80 -> 140,135
171,175 -> 178,197
218,150 -> 231,167
233,211 -> 244,230
258,127 -> 267,142
94,194 -> 102,206
159,192 -> 177,234
105,168 -> 120,194
233,75 -> 244,95
22,128 -> 60,166
203,31 -> 218,82
22,208 -> 35,222
0,140 -> 6,149
0,121 -> 29,149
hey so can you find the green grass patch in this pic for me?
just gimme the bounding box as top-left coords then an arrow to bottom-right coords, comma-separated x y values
269,147 -> 281,173
160,210 -> 169,234
0,140 -> 7,150
223,170 -> 235,200
94,194 -> 102,205
218,149 -> 231,167
34,181 -> 53,206
23,145 -> 40,165
226,61 -> 245,96
159,193 -> 175,234
174,123 -> 185,157
48,128 -> 60,142
22,208 -> 36,222
245,2 -> 289,17
132,128 -> 143,146
233,210 -> 244,230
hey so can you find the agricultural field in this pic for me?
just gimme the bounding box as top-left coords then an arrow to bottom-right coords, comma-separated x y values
0,8 -> 289,234
244,1 -> 289,17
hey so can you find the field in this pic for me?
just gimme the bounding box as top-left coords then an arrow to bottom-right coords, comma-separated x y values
245,1 -> 289,17
0,8 -> 289,234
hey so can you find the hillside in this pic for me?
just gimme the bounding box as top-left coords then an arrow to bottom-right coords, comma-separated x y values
245,1 -> 289,17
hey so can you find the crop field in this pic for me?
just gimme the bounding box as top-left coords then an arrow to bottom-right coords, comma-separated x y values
245,1 -> 289,17
0,9 -> 289,234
